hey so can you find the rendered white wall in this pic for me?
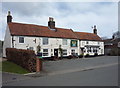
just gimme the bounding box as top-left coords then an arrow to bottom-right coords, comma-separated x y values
3,29 -> 104,57
80,40 -> 104,55
12,36 -> 78,57
3,25 -> 12,57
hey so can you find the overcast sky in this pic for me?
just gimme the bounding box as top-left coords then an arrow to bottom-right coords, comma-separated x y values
1,2 -> 118,40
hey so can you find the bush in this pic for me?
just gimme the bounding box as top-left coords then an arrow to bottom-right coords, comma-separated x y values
67,55 -> 74,59
6,48 -> 37,72
85,54 -> 89,57
78,54 -> 83,58
94,53 -> 98,56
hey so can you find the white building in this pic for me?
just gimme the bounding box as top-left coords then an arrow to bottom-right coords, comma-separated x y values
3,11 -> 104,57
75,31 -> 104,55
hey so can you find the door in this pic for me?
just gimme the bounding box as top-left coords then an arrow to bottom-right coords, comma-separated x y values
54,49 -> 58,57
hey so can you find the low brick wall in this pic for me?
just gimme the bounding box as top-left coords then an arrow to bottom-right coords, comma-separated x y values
6,48 -> 42,72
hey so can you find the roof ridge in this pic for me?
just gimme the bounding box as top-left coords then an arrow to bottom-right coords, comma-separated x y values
75,31 -> 95,35
8,22 -> 48,27
9,22 -> 72,30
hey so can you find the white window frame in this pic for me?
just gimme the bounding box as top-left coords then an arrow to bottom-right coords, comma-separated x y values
43,49 -> 49,56
71,49 -> 75,55
42,37 -> 49,45
86,41 -> 89,44
62,39 -> 67,45
98,42 -> 100,45
19,36 -> 24,43
63,49 -> 67,56
82,41 -> 85,46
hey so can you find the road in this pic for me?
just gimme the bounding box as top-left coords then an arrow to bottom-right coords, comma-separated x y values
42,56 -> 118,73
3,64 -> 118,86
2,56 -> 118,86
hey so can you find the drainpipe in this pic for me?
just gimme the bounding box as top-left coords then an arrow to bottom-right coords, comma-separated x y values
12,36 -> 15,48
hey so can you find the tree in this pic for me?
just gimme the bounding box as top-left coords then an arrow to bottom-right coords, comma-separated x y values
58,45 -> 63,59
113,31 -> 120,39
36,45 -> 41,54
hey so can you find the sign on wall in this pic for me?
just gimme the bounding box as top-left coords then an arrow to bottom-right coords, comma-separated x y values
71,40 -> 77,47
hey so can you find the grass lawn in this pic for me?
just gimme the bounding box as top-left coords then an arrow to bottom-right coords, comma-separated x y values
0,61 -> 29,74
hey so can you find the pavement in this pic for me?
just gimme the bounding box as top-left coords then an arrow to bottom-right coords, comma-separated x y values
2,72 -> 32,85
0,58 -> 7,62
1,56 -> 119,86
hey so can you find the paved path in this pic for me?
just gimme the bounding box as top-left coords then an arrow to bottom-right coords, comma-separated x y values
0,58 -> 7,62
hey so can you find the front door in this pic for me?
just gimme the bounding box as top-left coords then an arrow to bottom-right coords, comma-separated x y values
54,49 -> 58,57
80,47 -> 84,54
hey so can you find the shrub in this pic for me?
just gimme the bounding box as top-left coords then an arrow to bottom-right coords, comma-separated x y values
78,54 -> 83,58
67,55 -> 74,59
6,48 -> 37,72
85,54 -> 89,57
94,53 -> 98,56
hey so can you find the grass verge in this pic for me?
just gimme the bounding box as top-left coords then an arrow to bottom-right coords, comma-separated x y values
0,61 -> 29,74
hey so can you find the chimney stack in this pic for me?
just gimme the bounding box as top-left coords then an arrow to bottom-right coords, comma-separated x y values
7,11 -> 12,23
112,35 -> 115,39
93,25 -> 97,35
48,17 -> 55,29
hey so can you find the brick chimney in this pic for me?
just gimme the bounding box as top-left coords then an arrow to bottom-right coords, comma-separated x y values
7,11 -> 12,23
93,25 -> 97,35
48,17 -> 55,29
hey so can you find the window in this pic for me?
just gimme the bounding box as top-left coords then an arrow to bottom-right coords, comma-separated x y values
87,47 -> 89,53
84,49 -> 86,53
89,47 -> 92,52
93,48 -> 97,53
98,42 -> 100,44
101,49 -> 103,54
19,37 -> 24,43
63,39 -> 67,45
87,47 -> 92,52
43,38 -> 48,45
93,48 -> 95,52
63,49 -> 67,56
82,42 -> 85,46
43,49 -> 48,56
71,49 -> 75,55
51,49 -> 53,52
86,41 -> 89,44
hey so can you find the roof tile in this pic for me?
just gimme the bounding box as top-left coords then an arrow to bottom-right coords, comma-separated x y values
8,22 -> 102,41
75,32 -> 102,41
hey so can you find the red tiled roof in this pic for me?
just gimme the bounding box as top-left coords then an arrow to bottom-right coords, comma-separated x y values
75,32 -> 102,41
8,22 -> 102,41
8,22 -> 78,39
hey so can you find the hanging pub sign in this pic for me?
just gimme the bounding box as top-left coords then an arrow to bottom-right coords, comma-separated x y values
71,40 -> 77,47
